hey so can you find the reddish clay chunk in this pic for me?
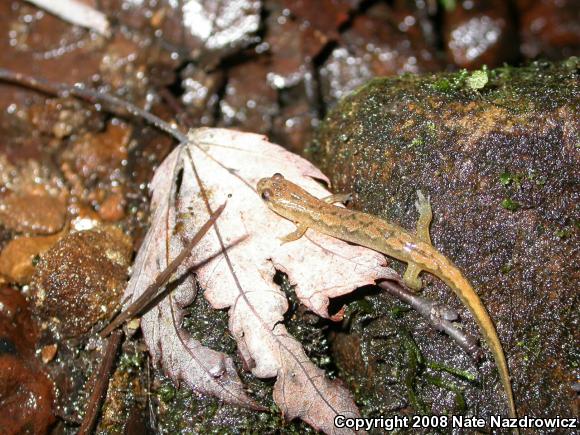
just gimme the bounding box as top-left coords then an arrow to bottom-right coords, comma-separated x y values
0,286 -> 55,435
62,121 -> 131,183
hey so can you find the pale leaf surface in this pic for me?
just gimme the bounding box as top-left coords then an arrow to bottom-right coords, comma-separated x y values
125,128 -> 399,433
124,148 -> 258,408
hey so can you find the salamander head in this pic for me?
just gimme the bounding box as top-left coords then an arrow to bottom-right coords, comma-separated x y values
257,173 -> 316,219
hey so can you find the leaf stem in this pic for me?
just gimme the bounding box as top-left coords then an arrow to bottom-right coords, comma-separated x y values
0,68 -> 188,144
378,280 -> 482,359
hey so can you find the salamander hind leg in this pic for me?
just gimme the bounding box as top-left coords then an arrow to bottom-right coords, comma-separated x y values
403,190 -> 433,291
280,223 -> 308,244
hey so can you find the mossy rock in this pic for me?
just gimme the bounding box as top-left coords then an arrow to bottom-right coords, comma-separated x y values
313,59 -> 579,420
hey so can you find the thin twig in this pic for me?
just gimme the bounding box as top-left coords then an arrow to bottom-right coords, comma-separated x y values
0,68 -> 188,144
25,0 -> 110,37
78,330 -> 123,435
378,280 -> 482,359
100,202 -> 227,337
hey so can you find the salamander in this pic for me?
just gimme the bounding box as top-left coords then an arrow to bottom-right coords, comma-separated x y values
257,172 -> 517,420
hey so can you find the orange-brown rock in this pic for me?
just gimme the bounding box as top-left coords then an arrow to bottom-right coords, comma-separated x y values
0,193 -> 66,235
98,191 -> 126,222
0,234 -> 61,284
63,121 -> 131,182
31,226 -> 132,337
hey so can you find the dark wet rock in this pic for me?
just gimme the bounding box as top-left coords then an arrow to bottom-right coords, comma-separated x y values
281,0 -> 355,44
40,343 -> 58,364
98,191 -> 126,222
217,0 -> 359,150
44,335 -> 106,426
102,0 -> 262,67
98,31 -> 179,106
0,122 -> 45,165
0,286 -> 38,354
263,6 -> 313,90
314,60 -> 579,419
0,286 -> 56,434
391,0 -> 439,47
271,86 -> 318,155
180,64 -> 224,126
99,33 -> 152,96
219,59 -> 279,134
0,149 -> 65,200
31,226 -> 132,337
0,355 -> 56,435
0,192 -> 66,235
320,3 -> 442,108
0,0 -> 179,119
265,0 -> 358,89
216,0 -> 361,150
443,0 -> 518,68
0,1 -> 105,111
518,0 -> 580,60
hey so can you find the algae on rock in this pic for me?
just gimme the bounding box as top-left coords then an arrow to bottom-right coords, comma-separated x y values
313,59 -> 579,420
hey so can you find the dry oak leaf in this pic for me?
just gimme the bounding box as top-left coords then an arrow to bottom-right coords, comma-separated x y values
125,128 -> 400,434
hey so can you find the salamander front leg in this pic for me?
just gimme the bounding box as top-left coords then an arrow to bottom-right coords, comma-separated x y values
322,193 -> 352,205
280,223 -> 308,244
403,191 -> 433,291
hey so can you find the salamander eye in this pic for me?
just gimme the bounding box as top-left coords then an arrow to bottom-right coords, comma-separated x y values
261,189 -> 272,201
272,173 -> 284,180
